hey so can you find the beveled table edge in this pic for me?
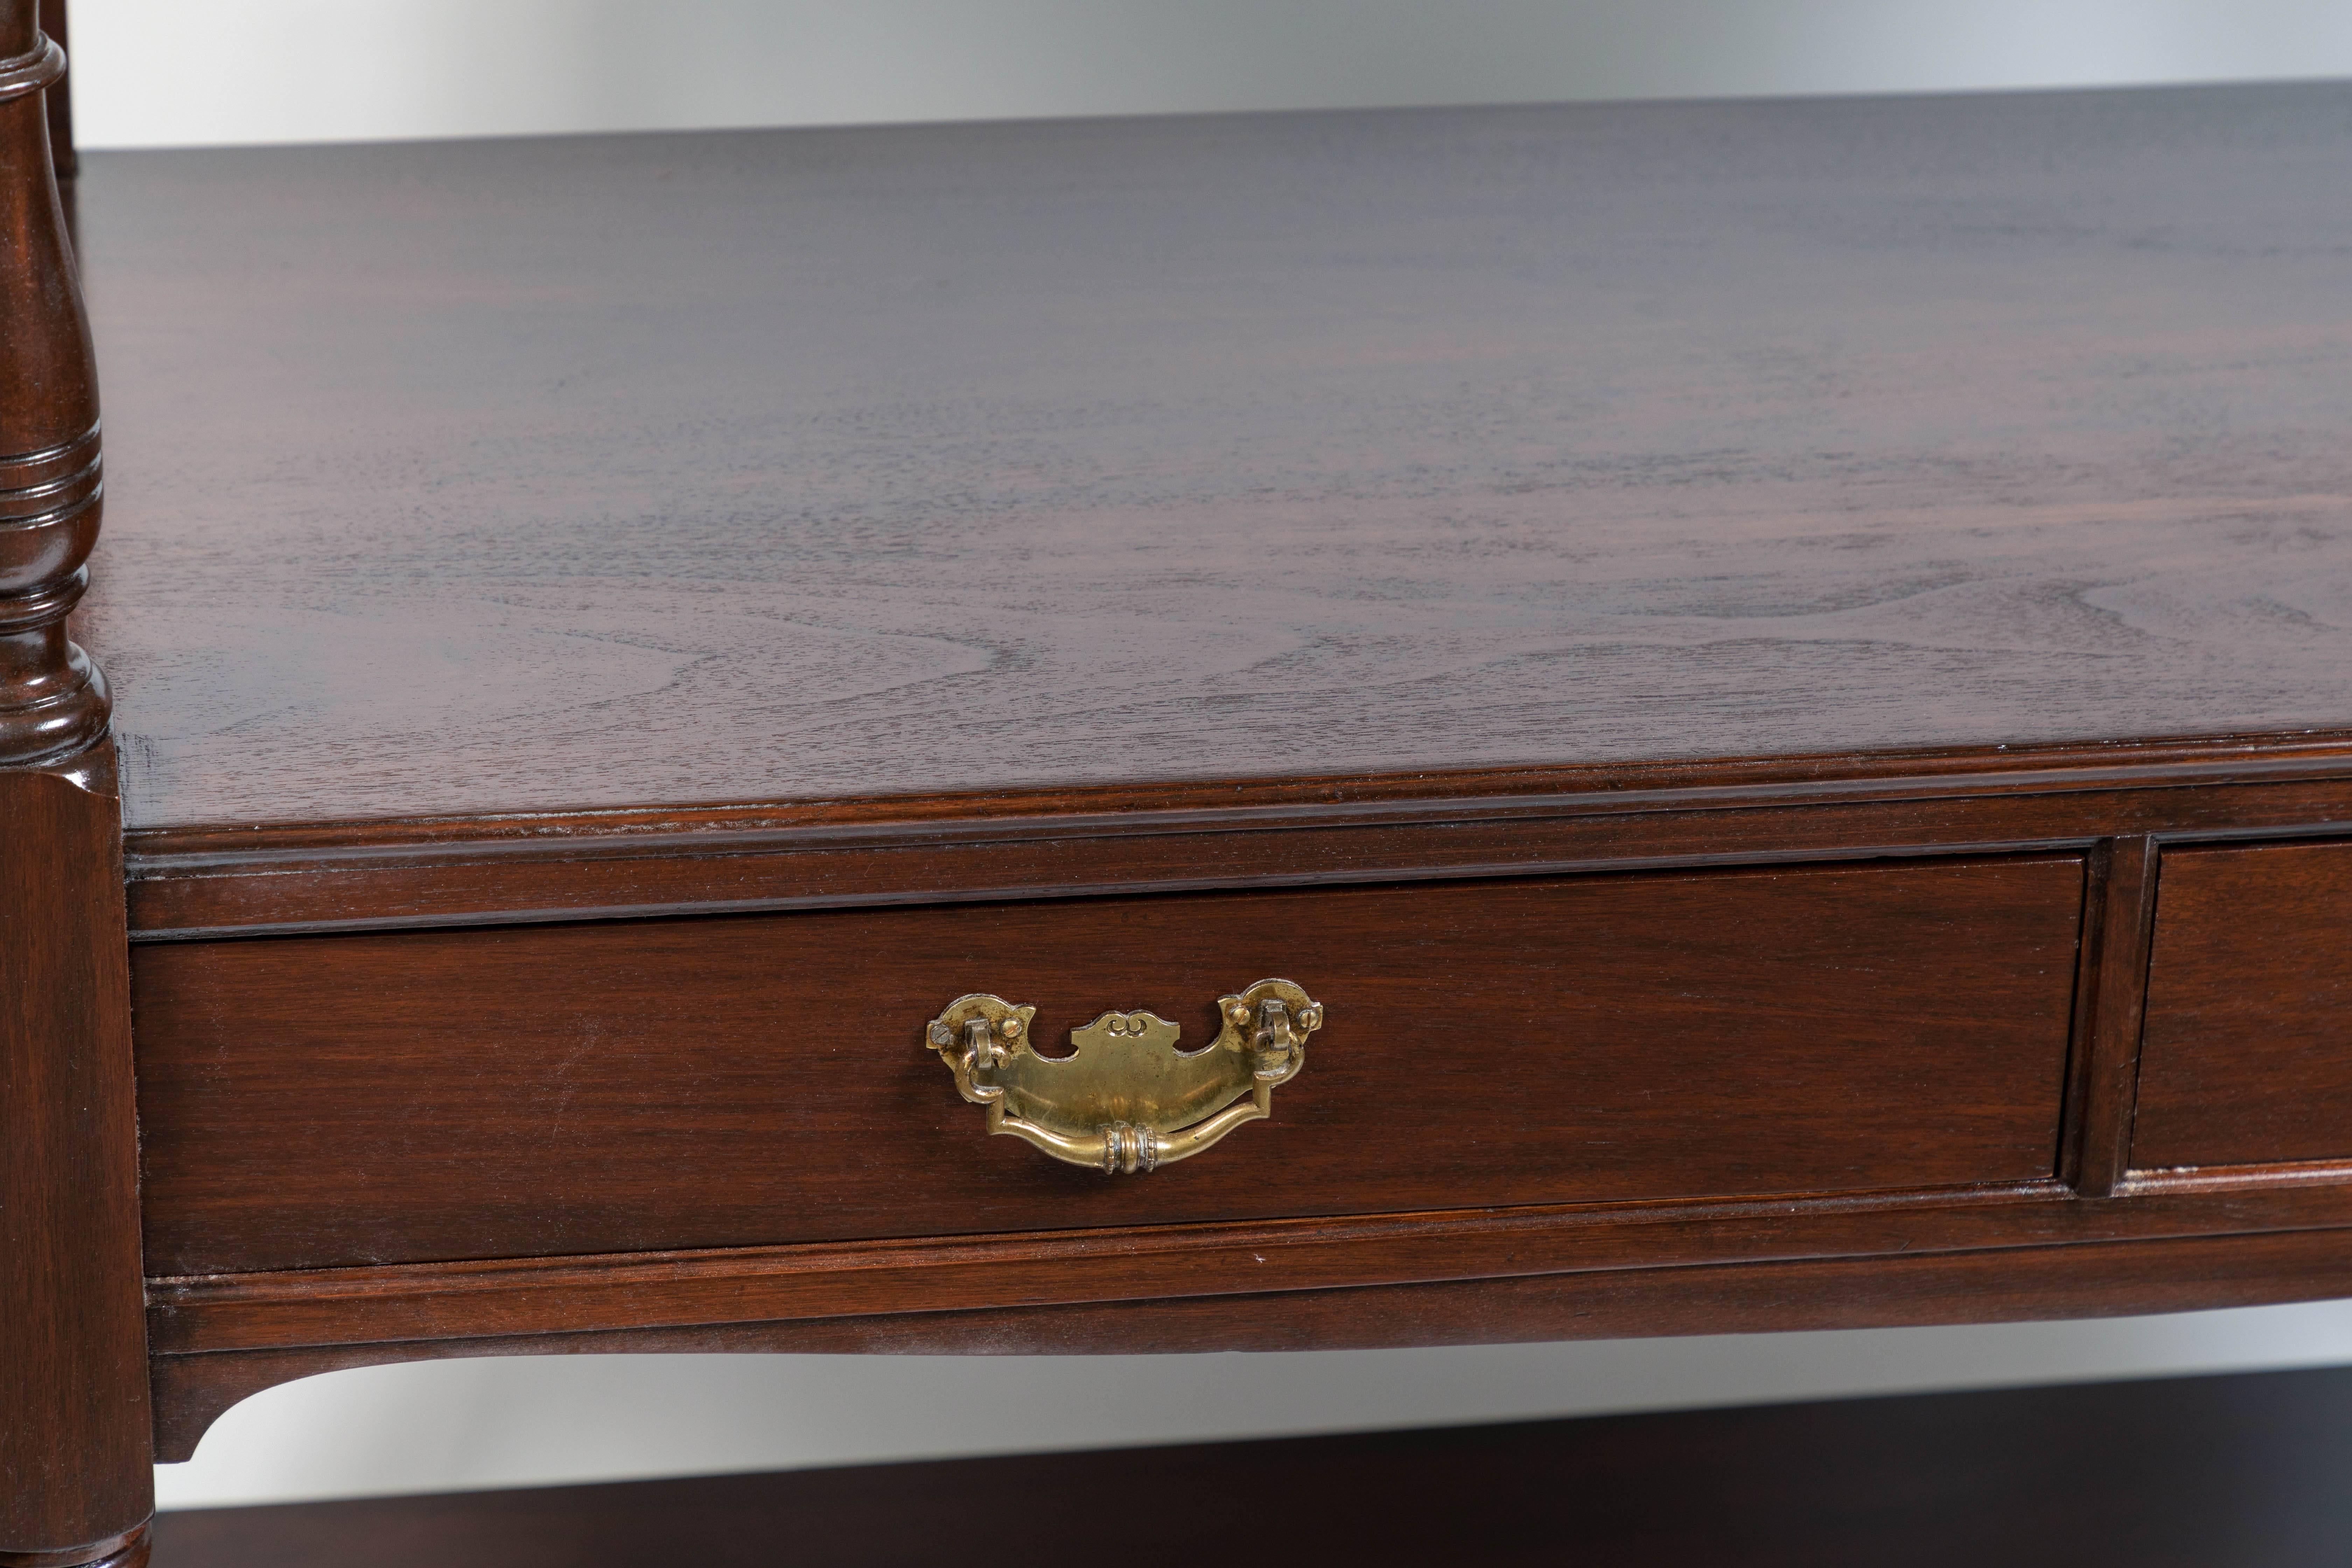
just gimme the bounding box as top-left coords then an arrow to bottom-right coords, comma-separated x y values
125,728 -> 2352,857
117,729 -> 2352,939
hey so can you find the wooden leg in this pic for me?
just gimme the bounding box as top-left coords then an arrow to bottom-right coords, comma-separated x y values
0,762 -> 151,1565
0,3 -> 151,1561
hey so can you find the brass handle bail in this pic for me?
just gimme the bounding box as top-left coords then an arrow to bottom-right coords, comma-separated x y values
924,979 -> 1325,1174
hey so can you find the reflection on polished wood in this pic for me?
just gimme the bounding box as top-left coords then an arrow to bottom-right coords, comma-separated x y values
9,37 -> 2352,1552
0,4 -> 150,1564
71,83 -> 2352,829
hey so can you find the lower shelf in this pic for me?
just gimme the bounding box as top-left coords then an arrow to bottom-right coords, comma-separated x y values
153,1364 -> 2352,1567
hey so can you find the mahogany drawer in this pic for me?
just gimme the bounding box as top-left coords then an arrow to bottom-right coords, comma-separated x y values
132,855 -> 2085,1275
2135,840 -> 2352,1172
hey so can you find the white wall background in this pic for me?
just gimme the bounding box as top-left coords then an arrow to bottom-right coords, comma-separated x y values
71,0 -> 2352,150
78,0 -> 2352,1512
159,1306 -> 2352,1508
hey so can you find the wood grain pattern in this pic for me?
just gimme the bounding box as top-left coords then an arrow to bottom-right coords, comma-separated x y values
133,855 -> 2081,1274
2134,840 -> 2352,1170
64,75 -> 2352,1496
145,1366 -> 2352,1568
2067,836 -> 2158,1195
66,82 -> 2352,830
0,6 -> 145,1560
147,1225 -> 2352,1465
0,758 -> 151,1560
139,1171 -> 2352,1360
117,737 -> 2352,940
0,0 -> 106,767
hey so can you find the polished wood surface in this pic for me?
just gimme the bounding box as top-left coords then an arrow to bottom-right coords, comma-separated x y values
0,0 -> 105,767
0,758 -> 150,1561
152,1367 -> 2352,1568
0,4 -> 148,1563
39,72 -> 2352,1528
134,855 -> 2080,1272
2135,840 -> 2352,1171
146,1225 -> 2352,1463
33,0 -> 62,181
111,734 -> 2352,940
2067,835 -> 2159,1196
69,81 -> 2352,832
133,1176 -> 2352,1360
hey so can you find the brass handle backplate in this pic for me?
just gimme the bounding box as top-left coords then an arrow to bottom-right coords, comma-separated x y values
925,979 -> 1324,1174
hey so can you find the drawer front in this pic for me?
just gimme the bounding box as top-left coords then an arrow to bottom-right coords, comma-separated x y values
2135,840 -> 2352,1171
135,856 -> 2084,1274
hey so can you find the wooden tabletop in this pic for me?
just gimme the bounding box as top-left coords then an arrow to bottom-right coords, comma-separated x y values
73,82 -> 2352,831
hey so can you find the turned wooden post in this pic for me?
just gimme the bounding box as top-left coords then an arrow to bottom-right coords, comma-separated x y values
34,0 -> 62,181
0,3 -> 153,1566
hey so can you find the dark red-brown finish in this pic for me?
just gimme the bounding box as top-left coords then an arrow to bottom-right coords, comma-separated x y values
145,1367 -> 2352,1568
34,0 -> 62,180
33,74 -> 2352,1530
0,0 -> 103,766
111,736 -> 2352,941
0,3 -> 144,1560
2133,840 -> 2352,1170
143,1223 -> 2352,1462
2066,836 -> 2158,1196
135,1171 -> 2352,1362
0,1527 -> 148,1568
133,855 -> 2081,1274
67,83 -> 2352,831
0,761 -> 151,1560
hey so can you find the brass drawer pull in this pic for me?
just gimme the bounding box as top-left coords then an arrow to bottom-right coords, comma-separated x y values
925,979 -> 1325,1174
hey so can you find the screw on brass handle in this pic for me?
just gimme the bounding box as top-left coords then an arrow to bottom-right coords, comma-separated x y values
924,979 -> 1325,1174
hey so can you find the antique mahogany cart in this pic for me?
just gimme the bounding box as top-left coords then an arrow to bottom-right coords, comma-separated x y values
13,5 -> 2352,1562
